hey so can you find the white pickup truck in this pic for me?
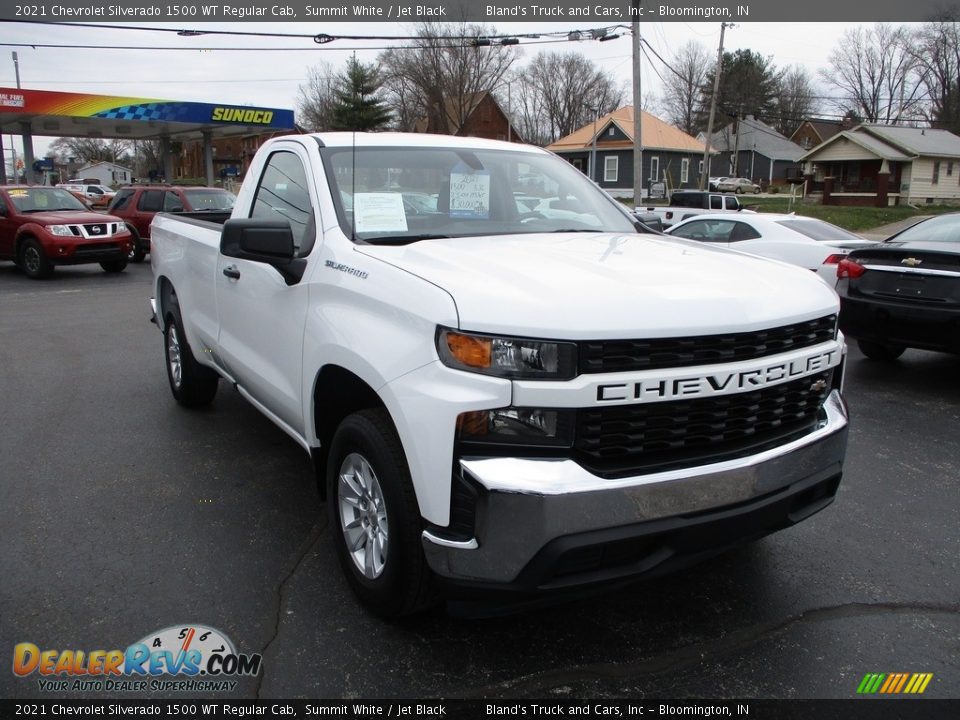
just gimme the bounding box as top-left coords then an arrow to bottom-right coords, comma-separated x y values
151,133 -> 849,616
643,190 -> 755,228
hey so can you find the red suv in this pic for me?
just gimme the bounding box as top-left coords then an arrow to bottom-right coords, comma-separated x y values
108,185 -> 236,262
0,186 -> 133,279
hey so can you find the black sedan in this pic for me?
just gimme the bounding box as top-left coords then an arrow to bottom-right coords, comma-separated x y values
836,213 -> 960,360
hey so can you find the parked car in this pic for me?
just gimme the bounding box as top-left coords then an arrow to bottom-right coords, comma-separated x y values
57,182 -> 116,207
836,212 -> 960,360
666,213 -> 875,283
717,177 -> 762,194
108,185 -> 237,262
708,176 -> 729,191
0,186 -> 132,279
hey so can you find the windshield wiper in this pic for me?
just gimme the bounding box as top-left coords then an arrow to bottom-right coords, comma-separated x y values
544,228 -> 605,233
361,233 -> 451,245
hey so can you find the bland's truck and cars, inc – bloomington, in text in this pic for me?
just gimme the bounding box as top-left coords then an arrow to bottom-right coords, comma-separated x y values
150,133 -> 849,616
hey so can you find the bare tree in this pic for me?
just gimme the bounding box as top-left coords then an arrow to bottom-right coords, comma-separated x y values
774,64 -> 820,136
296,61 -> 337,132
909,13 -> 960,133
819,24 -> 924,124
514,51 -> 624,145
378,22 -> 518,134
504,69 -> 551,146
658,40 -> 711,136
49,137 -> 131,165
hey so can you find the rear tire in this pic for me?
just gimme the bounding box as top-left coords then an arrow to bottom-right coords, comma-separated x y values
164,306 -> 219,407
858,339 -> 905,361
18,238 -> 54,279
327,408 -> 437,617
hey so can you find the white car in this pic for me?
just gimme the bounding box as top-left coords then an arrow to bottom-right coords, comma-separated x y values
666,213 -> 876,283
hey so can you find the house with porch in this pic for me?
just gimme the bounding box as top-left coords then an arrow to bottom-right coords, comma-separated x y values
799,124 -> 960,206
547,106 -> 708,198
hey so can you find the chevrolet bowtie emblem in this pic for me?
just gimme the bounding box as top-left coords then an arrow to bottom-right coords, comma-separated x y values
901,257 -> 922,266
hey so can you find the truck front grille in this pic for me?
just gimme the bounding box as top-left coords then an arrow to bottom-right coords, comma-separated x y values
73,243 -> 120,256
573,370 -> 833,478
579,315 -> 836,374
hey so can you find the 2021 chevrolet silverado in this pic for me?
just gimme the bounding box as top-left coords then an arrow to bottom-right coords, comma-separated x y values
151,133 -> 849,616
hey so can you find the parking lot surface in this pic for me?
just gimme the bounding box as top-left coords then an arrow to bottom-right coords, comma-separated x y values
1,261 -> 957,700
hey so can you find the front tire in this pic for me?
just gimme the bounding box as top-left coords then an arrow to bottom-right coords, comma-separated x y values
858,339 -> 906,361
100,257 -> 128,273
327,408 -> 436,617
127,227 -> 146,263
164,306 -> 219,407
19,238 -> 54,279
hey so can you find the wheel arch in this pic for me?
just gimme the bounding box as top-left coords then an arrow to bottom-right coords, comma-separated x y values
311,364 -> 389,501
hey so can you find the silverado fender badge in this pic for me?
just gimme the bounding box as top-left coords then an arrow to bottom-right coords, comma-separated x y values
324,260 -> 368,280
900,257 -> 923,266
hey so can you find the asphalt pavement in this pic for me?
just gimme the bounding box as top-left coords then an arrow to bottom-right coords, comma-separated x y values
0,260 -> 957,704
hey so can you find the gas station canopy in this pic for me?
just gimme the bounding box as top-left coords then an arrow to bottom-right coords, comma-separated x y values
1,86 -> 296,184
0,86 -> 295,141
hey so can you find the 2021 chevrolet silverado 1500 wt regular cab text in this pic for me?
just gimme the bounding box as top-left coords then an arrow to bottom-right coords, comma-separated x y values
151,133 -> 849,616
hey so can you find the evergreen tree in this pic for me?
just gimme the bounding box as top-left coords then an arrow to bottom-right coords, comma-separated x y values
330,58 -> 393,131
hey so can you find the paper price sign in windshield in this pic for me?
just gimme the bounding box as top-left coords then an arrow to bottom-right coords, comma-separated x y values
449,167 -> 491,219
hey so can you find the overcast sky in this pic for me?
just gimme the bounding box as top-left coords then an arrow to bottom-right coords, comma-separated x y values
0,20 -> 911,162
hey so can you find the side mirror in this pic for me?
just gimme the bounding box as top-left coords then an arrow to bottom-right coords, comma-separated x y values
220,218 -> 295,266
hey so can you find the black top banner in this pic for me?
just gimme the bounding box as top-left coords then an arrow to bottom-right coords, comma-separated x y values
1,699 -> 959,719
3,0 -> 959,23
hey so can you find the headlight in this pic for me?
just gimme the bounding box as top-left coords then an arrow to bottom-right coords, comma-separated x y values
437,328 -> 577,379
48,225 -> 73,236
457,407 -> 575,448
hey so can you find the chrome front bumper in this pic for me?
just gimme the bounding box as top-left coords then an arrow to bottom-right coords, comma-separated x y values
422,390 -> 849,587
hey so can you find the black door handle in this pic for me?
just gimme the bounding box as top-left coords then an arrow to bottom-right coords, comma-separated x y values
223,265 -> 240,280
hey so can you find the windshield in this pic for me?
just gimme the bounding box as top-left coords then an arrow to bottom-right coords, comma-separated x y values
891,213 -> 960,244
320,146 -> 636,243
775,218 -> 863,242
6,188 -> 89,213
183,189 -> 236,211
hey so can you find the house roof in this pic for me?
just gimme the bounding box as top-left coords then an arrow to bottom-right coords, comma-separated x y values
412,91 -> 521,140
77,160 -> 133,172
859,125 -> 960,157
547,107 -> 706,154
797,124 -> 959,162
709,117 -> 805,161
789,119 -> 844,144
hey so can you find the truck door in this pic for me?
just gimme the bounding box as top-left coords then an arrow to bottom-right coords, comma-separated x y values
215,147 -> 316,435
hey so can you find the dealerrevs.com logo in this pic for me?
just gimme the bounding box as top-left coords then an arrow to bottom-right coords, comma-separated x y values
13,624 -> 262,693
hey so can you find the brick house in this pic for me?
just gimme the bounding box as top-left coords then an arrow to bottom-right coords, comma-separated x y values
412,91 -> 523,142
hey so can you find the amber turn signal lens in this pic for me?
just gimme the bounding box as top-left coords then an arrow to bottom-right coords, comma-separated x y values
445,332 -> 492,368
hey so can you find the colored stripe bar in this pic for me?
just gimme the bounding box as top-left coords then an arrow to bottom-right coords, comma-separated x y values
893,673 -> 910,693
868,673 -> 886,694
904,674 -> 920,694
916,673 -> 933,694
879,674 -> 897,693
856,674 -> 875,694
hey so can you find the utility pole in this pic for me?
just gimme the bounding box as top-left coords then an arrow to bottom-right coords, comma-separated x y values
631,0 -> 642,208
700,22 -> 731,190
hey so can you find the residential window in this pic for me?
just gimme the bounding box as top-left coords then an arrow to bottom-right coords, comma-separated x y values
680,158 -> 690,184
572,158 -> 584,172
947,161 -> 954,177
604,156 -> 618,182
933,160 -> 940,185
649,156 -> 659,182
608,127 -> 615,136
698,160 -> 704,175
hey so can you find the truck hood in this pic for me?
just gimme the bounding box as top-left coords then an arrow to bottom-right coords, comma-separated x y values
20,210 -> 121,225
356,232 -> 840,339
